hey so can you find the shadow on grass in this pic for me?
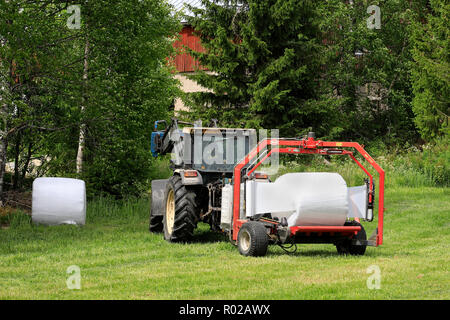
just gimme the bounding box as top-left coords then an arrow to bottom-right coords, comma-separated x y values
267,245 -> 387,258
267,247 -> 339,257
163,225 -> 389,259
190,229 -> 228,243
153,227 -> 228,245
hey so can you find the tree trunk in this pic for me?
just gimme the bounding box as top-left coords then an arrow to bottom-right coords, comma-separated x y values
76,38 -> 89,174
0,136 -> 7,206
13,132 -> 21,189
0,93 -> 9,205
21,142 -> 33,184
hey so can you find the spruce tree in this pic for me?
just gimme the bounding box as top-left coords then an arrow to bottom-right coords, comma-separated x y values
410,0 -> 449,141
185,0 -> 328,136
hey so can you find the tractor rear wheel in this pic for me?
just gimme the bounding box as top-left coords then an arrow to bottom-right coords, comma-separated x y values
336,221 -> 367,255
163,175 -> 198,242
237,222 -> 269,257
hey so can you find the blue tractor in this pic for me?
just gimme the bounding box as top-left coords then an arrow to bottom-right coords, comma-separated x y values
149,118 -> 256,242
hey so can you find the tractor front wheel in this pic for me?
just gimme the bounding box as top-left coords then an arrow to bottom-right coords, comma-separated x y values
163,175 -> 198,242
149,215 -> 163,233
237,222 -> 269,257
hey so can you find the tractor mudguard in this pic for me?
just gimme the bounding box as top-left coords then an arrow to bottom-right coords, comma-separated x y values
174,169 -> 203,186
151,179 -> 169,217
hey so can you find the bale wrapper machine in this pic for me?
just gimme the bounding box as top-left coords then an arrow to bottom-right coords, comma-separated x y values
150,119 -> 385,257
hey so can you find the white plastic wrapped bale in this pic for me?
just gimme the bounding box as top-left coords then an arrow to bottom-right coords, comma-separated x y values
220,184 -> 233,231
220,183 -> 246,230
347,185 -> 368,219
32,178 -> 86,226
246,172 -> 349,226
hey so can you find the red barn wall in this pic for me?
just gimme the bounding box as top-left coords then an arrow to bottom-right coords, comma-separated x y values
173,25 -> 205,73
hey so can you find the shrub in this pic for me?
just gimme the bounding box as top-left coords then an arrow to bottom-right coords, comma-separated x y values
270,138 -> 449,188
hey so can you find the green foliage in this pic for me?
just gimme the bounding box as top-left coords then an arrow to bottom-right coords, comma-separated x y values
184,0 -> 328,136
0,207 -> 30,228
0,0 -> 84,193
64,0 -> 180,197
148,156 -> 173,182
273,136 -> 449,188
86,196 -> 151,223
410,0 -> 449,141
0,0 -> 180,197
316,0 -> 423,144
391,137 -> 449,187
1,1 -> 448,198
182,0 -> 429,146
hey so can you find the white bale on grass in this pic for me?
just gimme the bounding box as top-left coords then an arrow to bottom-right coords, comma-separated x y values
32,177 -> 86,226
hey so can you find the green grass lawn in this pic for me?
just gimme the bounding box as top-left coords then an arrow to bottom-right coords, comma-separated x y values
0,186 -> 449,300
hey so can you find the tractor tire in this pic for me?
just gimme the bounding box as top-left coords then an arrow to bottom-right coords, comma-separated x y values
163,175 -> 198,242
335,221 -> 367,256
149,215 -> 163,233
237,221 -> 269,257
149,179 -> 168,233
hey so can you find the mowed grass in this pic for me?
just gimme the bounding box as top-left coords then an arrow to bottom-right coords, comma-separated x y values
0,186 -> 449,300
